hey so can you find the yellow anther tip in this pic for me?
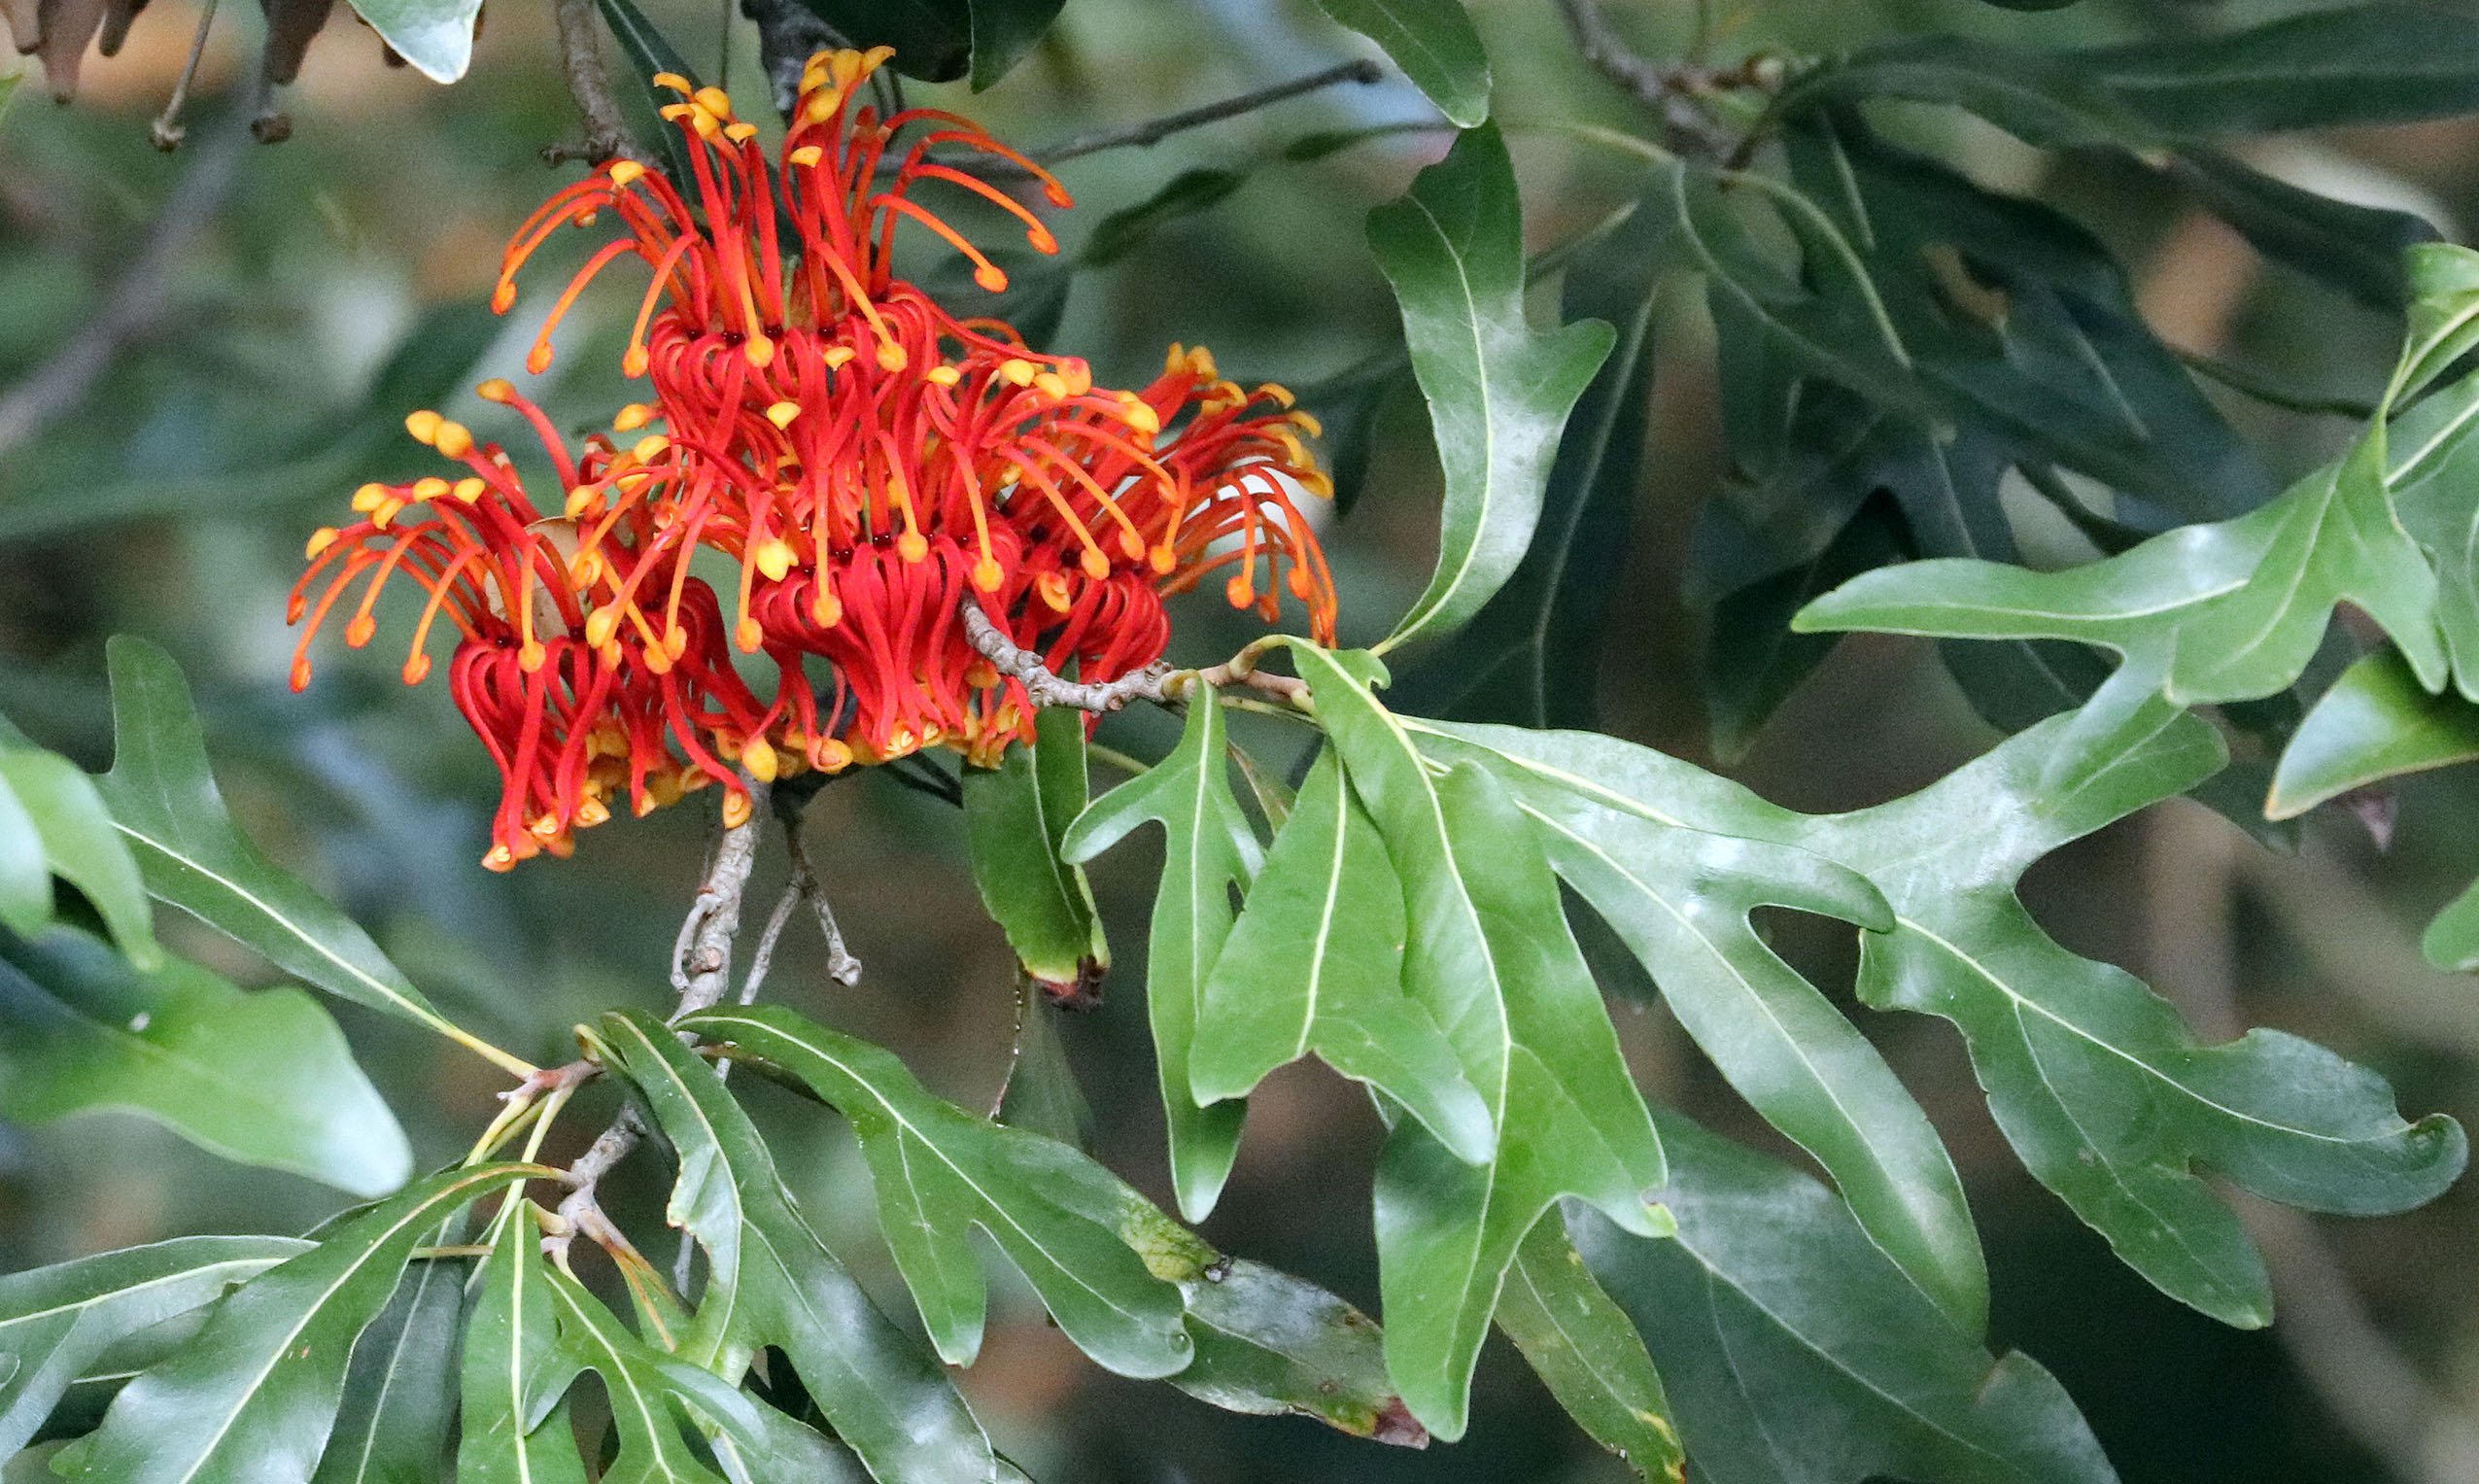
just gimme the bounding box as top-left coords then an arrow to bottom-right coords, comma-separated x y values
754,538 -> 797,581
876,342 -> 908,373
735,616 -> 764,652
972,556 -> 1006,592
975,264 -> 1010,292
741,737 -> 779,783
744,334 -> 775,368
305,528 -> 339,559
452,477 -> 487,502
403,409 -> 442,445
926,365 -> 961,388
897,531 -> 928,564
475,378 -> 514,402
764,400 -> 802,429
722,791 -> 754,829
607,160 -> 646,188
724,121 -> 759,144
787,145 -> 823,167
613,403 -> 653,431
633,434 -> 671,462
651,71 -> 693,93
432,421 -> 474,459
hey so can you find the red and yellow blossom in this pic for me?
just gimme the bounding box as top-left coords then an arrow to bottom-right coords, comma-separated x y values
294,45 -> 1343,866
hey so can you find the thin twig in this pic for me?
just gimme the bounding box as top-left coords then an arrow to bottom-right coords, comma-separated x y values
0,107 -> 248,460
1551,0 -> 1742,159
549,0 -> 648,166
782,811 -> 861,985
1032,59 -> 1385,165
961,596 -> 1177,710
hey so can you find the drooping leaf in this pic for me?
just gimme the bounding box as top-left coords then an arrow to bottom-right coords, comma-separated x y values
1413,720 -> 1987,1333
1308,0 -> 1490,127
1367,123 -> 1617,655
1189,751 -> 1490,1164
342,0 -> 482,84
677,1005 -> 1195,1380
0,749 -> 156,969
55,1163 -> 544,1484
0,1235 -> 309,1458
1391,186 -> 1665,728
308,1248 -> 465,1484
1056,696 -> 1251,1218
92,637 -> 525,1077
965,707 -> 1108,1000
2269,648 -> 2479,818
0,926 -> 412,1197
1575,1115 -> 2117,1484
455,1198 -> 589,1484
1495,1216 -> 1684,1483
1278,643 -> 1665,1440
2161,152 -> 2438,312
1430,711 -> 2468,1324
1171,1260 -> 1424,1446
591,1011 -> 1008,1484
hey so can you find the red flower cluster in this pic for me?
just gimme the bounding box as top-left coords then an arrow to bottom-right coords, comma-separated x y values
293,48 -> 1335,870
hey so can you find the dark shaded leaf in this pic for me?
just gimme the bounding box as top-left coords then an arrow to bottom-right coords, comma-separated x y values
965,707 -> 1107,997
308,1249 -> 463,1484
2163,152 -> 2438,312
1308,0 -> 1489,126
1172,1259 -> 1423,1446
1496,1216 -> 1683,1482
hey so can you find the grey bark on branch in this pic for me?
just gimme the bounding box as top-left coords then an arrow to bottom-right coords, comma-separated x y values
548,0 -> 650,166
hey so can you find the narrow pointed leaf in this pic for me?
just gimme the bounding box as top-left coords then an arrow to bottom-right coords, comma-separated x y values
1496,1215 -> 1684,1483
310,1249 -> 465,1484
1281,644 -> 1665,1438
1170,1260 -> 1425,1446
592,1011 -> 1003,1484
456,1199 -> 588,1484
0,1235 -> 309,1458
0,750 -> 155,969
2270,648 -> 2479,818
1369,123 -> 1617,654
1190,751 -> 1490,1163
91,638 -> 505,1069
0,765 -> 49,940
965,708 -> 1107,996
678,1005 -> 1194,1380
1576,1115 -> 2117,1484
1421,725 -> 1986,1333
1309,0 -> 1489,126
0,926 -> 412,1197
1056,697 -> 1251,1218
57,1163 -> 544,1484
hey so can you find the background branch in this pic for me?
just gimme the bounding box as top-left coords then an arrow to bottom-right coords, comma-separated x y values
550,0 -> 648,165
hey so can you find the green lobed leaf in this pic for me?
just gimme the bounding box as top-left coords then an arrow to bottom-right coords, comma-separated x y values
1308,0 -> 1490,126
0,750 -> 157,970
1170,1259 -> 1425,1446
2269,648 -> 2479,818
1495,1216 -> 1683,1483
1189,750 -> 1491,1164
1427,711 -> 2468,1324
965,707 -> 1108,999
1367,122 -> 1617,655
1415,721 -> 1988,1334
55,1163 -> 544,1484
342,0 -> 482,84
308,1247 -> 465,1484
1279,643 -> 1665,1440
591,1010 -> 1007,1484
1391,185 -> 1665,729
1576,1114 -> 2117,1484
0,926 -> 411,1197
455,1199 -> 589,1484
677,1004 -> 1195,1379
0,1235 -> 309,1458
92,637 -> 521,1075
1057,696 -> 1250,1218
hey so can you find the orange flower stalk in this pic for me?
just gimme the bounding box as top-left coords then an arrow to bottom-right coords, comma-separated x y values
289,383 -> 777,869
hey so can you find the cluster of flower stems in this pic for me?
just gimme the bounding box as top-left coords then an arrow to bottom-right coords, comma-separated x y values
292,47 -> 1336,869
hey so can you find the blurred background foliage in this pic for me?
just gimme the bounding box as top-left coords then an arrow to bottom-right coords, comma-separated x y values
2,0 -> 2476,1479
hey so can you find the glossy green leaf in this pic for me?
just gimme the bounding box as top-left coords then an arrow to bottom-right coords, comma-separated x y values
679,1004 -> 1195,1379
592,1011 -> 1005,1484
1576,1115 -> 2116,1484
0,750 -> 156,969
594,0 -> 702,188
965,0 -> 1067,89
1420,712 -> 2466,1324
2269,649 -> 2479,818
1189,751 -> 1490,1163
2074,3 -> 2479,137
1495,1216 -> 1683,1483
56,1163 -> 543,1484
0,759 -> 47,941
456,1198 -> 588,1484
1309,0 -> 1489,126
2390,360 -> 2479,697
308,1249 -> 464,1484
1367,123 -> 1616,655
1414,722 -> 1985,1332
1280,644 -> 1665,1439
965,707 -> 1107,997
2420,879 -> 2479,972
0,926 -> 411,1197
0,1235 -> 309,1457
92,637 -> 520,1075
343,0 -> 481,84
1392,189 -> 1664,728
1171,1259 -> 1424,1446
1057,696 -> 1250,1218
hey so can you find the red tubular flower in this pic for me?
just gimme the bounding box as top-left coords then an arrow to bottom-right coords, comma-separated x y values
496,48 -> 1339,763
288,383 -> 777,869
